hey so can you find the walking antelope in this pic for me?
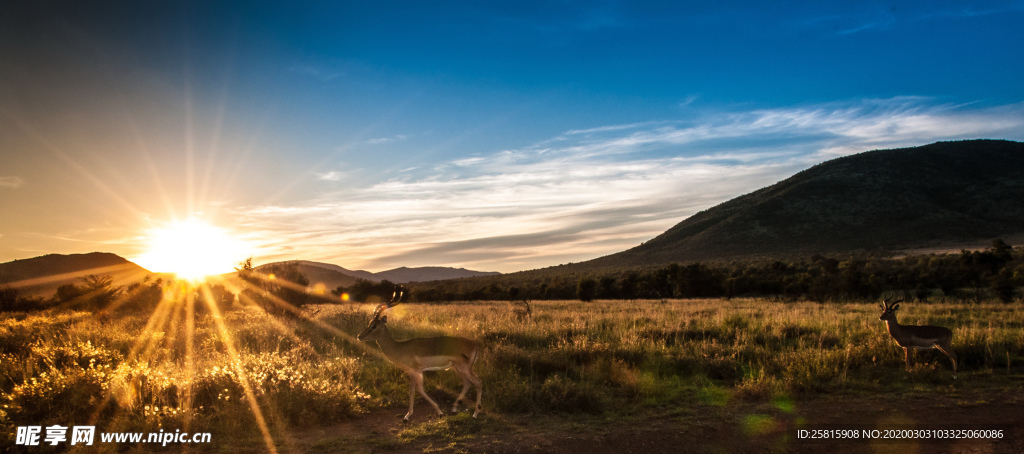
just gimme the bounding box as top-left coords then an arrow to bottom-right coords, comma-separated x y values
878,299 -> 958,379
357,292 -> 483,421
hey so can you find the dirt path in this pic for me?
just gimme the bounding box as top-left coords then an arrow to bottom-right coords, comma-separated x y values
288,388 -> 1023,454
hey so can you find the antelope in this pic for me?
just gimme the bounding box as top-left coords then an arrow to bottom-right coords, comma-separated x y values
878,299 -> 958,379
357,291 -> 483,421
511,299 -> 532,321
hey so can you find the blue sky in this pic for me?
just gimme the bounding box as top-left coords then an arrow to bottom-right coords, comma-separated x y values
2,1 -> 1023,273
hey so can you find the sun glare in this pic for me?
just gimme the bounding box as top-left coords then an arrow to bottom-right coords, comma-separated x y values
136,218 -> 249,280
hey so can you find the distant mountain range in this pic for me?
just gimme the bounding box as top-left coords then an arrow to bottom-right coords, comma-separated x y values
0,253 -> 499,299
0,252 -> 155,297
579,139 -> 1024,268
257,260 -> 500,290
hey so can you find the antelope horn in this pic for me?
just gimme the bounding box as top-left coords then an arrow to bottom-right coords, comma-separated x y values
389,290 -> 404,306
373,289 -> 404,319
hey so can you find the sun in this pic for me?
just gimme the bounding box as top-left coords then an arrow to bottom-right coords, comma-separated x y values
136,218 -> 249,280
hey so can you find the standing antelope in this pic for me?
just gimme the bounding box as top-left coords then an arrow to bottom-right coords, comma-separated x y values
511,299 -> 532,322
357,292 -> 483,421
878,299 -> 958,379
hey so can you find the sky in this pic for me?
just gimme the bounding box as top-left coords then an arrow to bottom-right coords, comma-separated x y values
2,1 -> 1023,274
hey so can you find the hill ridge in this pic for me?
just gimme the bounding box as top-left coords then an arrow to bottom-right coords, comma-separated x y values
0,252 -> 153,297
256,260 -> 500,290
586,139 -> 1024,268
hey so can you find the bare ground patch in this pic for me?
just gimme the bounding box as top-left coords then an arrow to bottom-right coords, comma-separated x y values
287,385 -> 1023,454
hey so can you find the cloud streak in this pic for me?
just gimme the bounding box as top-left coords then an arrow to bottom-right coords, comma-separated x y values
235,98 -> 1024,273
289,65 -> 345,81
365,135 -> 409,145
0,176 -> 25,188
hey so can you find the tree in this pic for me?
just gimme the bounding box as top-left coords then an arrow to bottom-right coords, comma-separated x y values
577,277 -> 597,302
620,273 -> 638,301
55,283 -> 85,303
990,269 -> 1016,303
990,238 -> 1013,262
119,278 -> 163,312
196,283 -> 235,313
334,279 -> 399,303
0,287 -> 17,311
598,277 -> 617,299
651,266 -> 674,298
71,274 -> 121,310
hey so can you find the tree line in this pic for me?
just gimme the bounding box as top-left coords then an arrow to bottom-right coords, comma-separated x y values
3,240 -> 1021,313
404,240 -> 1023,304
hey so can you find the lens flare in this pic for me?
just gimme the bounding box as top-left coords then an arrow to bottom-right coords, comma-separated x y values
135,218 -> 249,280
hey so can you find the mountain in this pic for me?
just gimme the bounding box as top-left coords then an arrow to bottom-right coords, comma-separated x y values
293,261 -> 377,281
583,139 -> 1024,268
256,260 -> 500,289
375,266 -> 501,283
253,261 -> 362,291
0,252 -> 154,297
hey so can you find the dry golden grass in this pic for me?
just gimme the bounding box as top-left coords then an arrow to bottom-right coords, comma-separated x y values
1,297 -> 1022,450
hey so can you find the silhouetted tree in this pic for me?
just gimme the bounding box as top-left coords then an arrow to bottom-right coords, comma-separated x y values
67,274 -> 121,310
620,273 -> 638,301
119,278 -> 163,312
991,239 -> 1013,262
196,283 -> 235,313
0,287 -> 18,311
598,277 -> 618,299
55,283 -> 85,303
577,277 -> 597,302
990,269 -> 1016,303
337,278 -> 399,303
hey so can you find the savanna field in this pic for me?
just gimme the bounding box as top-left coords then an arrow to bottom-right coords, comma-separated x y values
1,294 -> 1023,453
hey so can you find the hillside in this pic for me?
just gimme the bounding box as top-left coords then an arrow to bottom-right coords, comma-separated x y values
581,139 -> 1024,268
0,252 -> 154,297
253,261 -> 362,291
412,139 -> 1024,290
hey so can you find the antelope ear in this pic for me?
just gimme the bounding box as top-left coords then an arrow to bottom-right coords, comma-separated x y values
892,304 -> 900,311
879,304 -> 885,309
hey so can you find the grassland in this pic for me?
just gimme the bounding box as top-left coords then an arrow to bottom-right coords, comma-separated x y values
2,296 -> 1022,452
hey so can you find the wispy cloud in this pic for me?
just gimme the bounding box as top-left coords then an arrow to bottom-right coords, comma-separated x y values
365,134 -> 409,145
836,16 -> 895,35
289,65 -> 345,82
801,12 -> 896,35
913,4 -> 1024,22
0,176 -> 25,188
806,3 -> 1024,36
315,171 -> 344,181
563,121 -> 671,136
236,98 -> 1024,272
